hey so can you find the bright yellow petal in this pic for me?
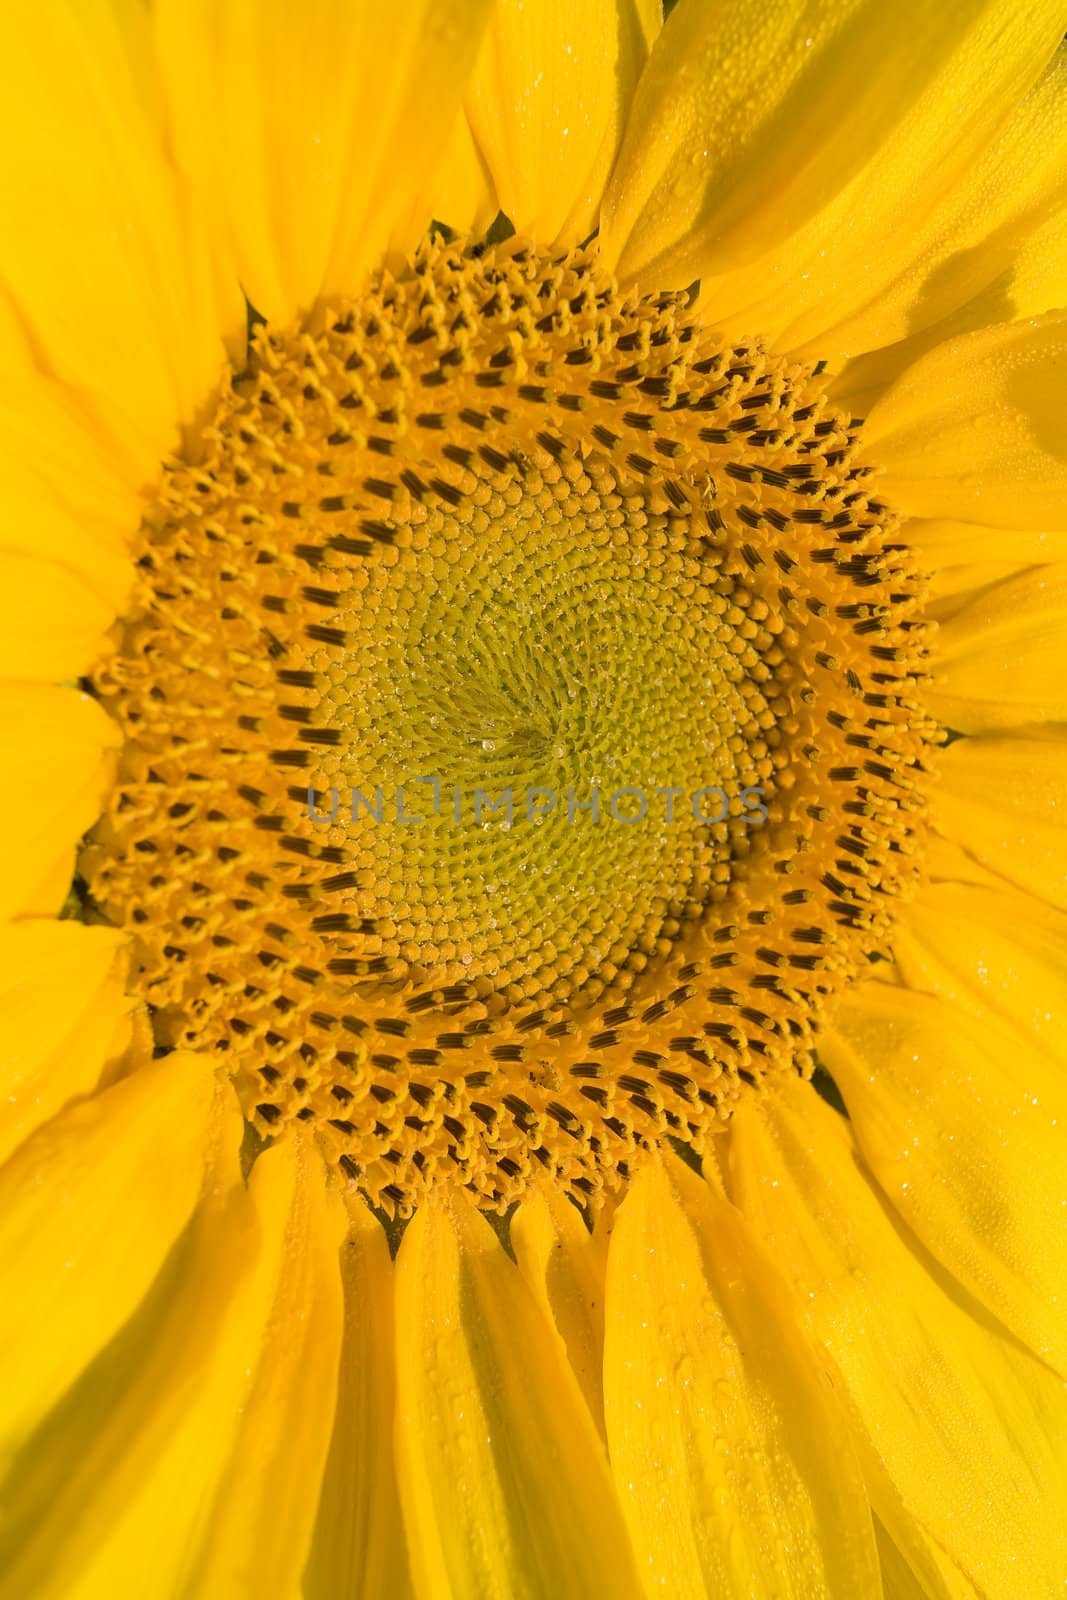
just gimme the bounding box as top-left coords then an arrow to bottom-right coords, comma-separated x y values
926,564 -> 1067,733
304,1196 -> 414,1600
894,877 -> 1067,1071
923,558 -> 1021,605
0,920 -> 132,1165
599,0 -> 1062,293
394,1188 -> 643,1600
864,311 -> 1067,528
174,1137 -> 346,1598
603,1152 -> 881,1598
466,0 -> 657,246
0,351 -> 136,610
0,1130 -> 329,1598
21,848 -> 90,922
874,1519 -> 980,1600
875,1524 -> 924,1600
899,516 -> 1067,571
922,829 -> 1028,896
821,975 -> 1067,1377
0,1 -> 238,481
1003,191 -> 1067,331
0,555 -> 116,681
933,731 -> 1067,910
729,1081 -> 1067,1597
156,0 -> 493,328
0,1053 -> 233,1476
775,37 -> 1067,360
832,163 -> 1067,413
0,685 -> 118,921
419,114 -> 497,242
511,1180 -> 610,1439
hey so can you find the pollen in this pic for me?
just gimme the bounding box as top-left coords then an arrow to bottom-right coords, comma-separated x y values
82,237 -> 937,1216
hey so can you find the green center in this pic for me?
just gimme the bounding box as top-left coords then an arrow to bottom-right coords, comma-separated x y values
310,462 -> 774,1005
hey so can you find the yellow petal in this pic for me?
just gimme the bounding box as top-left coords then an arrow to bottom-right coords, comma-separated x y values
0,358 -> 136,610
0,554 -> 116,681
922,829 -> 1025,895
926,564 -> 1067,733
604,1152 -> 881,1598
175,1137 -> 347,1598
599,0 -> 1062,293
0,1 -> 239,481
419,115 -> 497,242
0,1131 -> 329,1598
21,850 -> 87,921
0,1053 -> 232,1476
466,0 -> 657,246
821,975 -> 1067,1377
729,1082 -> 1067,1597
0,684 -> 118,922
933,732 -> 1067,910
831,147 -> 1067,414
899,516 -> 1067,571
156,0 -> 493,328
923,558 -> 1021,606
864,311 -> 1067,528
0,919 -> 132,1165
511,1180 -> 610,1438
394,1189 -> 642,1600
304,1196 -> 414,1600
875,1525 -> 933,1600
778,38 -> 1067,360
894,878 -> 1067,1070
874,1519 -> 980,1600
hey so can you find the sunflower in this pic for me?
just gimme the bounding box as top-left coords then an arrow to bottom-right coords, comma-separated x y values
3,0 -> 1067,1594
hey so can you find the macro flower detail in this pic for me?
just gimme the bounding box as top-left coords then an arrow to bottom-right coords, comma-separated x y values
83,241 -> 934,1216
3,1 -> 1067,1597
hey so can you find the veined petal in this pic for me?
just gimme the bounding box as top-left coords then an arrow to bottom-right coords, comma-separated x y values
0,1129 -> 317,1598
176,1138 -> 346,1599
922,830 -> 1029,895
0,346 -> 136,610
831,167 -> 1067,413
466,0 -> 657,246
894,878 -> 1067,1070
933,732 -> 1067,910
394,1189 -> 642,1600
821,976 -> 1067,1377
304,1197 -> 413,1600
23,852 -> 90,925
0,1 -> 239,481
0,555 -> 116,682
0,1054 -> 233,1477
926,565 -> 1067,733
511,1180 -> 610,1438
923,558 -> 1021,606
729,1082 -> 1067,1597
0,684 -> 118,922
417,115 -> 497,242
599,0 -> 1063,293
156,0 -> 493,328
776,37 -> 1067,359
874,1519 -> 980,1600
603,1153 -> 881,1598
899,516 -> 1067,571
864,311 -> 1067,528
0,920 -> 132,1165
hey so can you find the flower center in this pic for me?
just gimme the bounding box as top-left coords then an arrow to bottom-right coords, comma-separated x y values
82,238 -> 935,1215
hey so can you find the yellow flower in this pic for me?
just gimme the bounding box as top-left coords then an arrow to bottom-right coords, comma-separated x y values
2,0 -> 1067,1594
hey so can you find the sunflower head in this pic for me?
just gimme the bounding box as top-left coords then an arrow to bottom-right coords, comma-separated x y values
82,235 -> 936,1214
6,3 -> 1067,1596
